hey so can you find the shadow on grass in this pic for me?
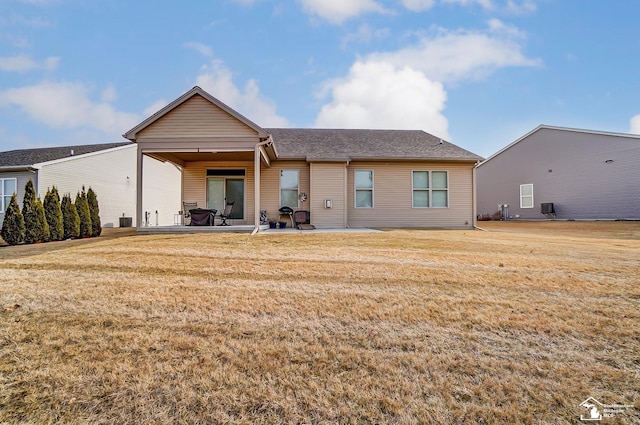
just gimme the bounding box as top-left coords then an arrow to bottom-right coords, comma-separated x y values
0,228 -> 138,260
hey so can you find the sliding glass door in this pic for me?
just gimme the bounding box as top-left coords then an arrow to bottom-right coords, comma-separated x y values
206,172 -> 244,219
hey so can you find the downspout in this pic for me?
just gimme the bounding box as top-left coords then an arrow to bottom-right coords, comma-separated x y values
251,137 -> 273,235
472,160 -> 479,230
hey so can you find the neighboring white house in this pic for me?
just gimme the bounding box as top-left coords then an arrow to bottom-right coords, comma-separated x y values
0,142 -> 180,227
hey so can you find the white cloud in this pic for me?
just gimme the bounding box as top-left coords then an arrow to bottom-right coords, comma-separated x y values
314,60 -> 449,138
487,18 -> 527,38
0,55 -> 59,72
0,81 -> 140,134
314,20 -> 538,138
184,41 -> 213,58
366,23 -> 540,83
144,99 -> 169,117
442,0 -> 494,9
401,0 -> 435,12
506,0 -> 537,15
341,24 -> 390,49
100,85 -> 118,103
630,114 -> 640,134
195,60 -> 289,127
298,0 -> 389,24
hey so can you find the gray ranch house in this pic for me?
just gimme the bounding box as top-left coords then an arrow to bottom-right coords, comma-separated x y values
476,125 -> 640,220
123,86 -> 483,232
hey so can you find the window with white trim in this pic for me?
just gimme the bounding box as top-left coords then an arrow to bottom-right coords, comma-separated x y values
355,170 -> 373,208
520,184 -> 533,208
1,178 -> 17,211
412,171 -> 448,208
280,170 -> 299,208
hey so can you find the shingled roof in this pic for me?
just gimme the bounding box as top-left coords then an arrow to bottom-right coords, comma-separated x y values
267,128 -> 482,162
0,142 -> 132,168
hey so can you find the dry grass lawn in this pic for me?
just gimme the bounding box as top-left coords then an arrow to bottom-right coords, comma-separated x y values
1,222 -> 639,424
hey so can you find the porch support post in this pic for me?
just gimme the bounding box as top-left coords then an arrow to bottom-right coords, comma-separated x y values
252,137 -> 273,235
252,144 -> 261,235
136,145 -> 143,228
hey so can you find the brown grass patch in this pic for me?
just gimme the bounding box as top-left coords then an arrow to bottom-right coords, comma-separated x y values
1,224 -> 639,424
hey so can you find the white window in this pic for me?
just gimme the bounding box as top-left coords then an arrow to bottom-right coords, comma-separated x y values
1,178 -> 17,211
280,170 -> 299,208
355,170 -> 373,208
412,171 -> 448,208
520,184 -> 534,208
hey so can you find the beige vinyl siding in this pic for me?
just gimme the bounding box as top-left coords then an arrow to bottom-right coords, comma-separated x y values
259,161 -> 310,223
37,146 -> 138,228
138,95 -> 258,139
310,163 -> 346,229
183,161 -> 255,225
347,162 -> 475,228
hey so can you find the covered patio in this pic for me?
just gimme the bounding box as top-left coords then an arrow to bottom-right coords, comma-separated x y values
123,87 -> 278,234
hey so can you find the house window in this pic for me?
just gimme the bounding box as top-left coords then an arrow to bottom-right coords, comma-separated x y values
1,178 -> 17,211
412,171 -> 448,208
520,184 -> 534,208
355,170 -> 373,208
280,170 -> 299,208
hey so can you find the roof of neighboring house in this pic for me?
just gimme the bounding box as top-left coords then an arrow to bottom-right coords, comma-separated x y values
478,124 -> 640,166
0,142 -> 132,169
267,128 -> 483,162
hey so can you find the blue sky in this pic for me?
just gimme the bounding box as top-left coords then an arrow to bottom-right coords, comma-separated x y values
1,0 -> 639,158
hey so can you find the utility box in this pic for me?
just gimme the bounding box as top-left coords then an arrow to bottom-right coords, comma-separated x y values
119,217 -> 133,227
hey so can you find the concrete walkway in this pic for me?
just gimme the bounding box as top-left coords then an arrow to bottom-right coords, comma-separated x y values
260,227 -> 382,234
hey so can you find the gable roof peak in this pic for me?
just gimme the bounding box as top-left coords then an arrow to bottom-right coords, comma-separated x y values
122,86 -> 269,140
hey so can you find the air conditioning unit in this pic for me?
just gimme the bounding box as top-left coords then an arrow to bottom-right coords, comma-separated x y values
541,203 -> 555,215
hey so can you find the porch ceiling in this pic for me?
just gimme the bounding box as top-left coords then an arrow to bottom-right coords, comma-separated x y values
147,151 -> 255,164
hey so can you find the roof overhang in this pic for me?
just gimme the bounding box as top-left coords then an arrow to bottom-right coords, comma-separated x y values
278,156 -> 481,163
0,165 -> 37,172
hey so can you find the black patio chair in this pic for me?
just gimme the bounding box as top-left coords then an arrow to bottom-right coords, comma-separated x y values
218,201 -> 235,226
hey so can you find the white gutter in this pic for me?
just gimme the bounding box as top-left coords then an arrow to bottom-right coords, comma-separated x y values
251,136 -> 274,235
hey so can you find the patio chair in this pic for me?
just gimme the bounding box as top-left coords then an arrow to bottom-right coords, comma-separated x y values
294,210 -> 314,230
182,201 -> 198,225
218,201 -> 234,226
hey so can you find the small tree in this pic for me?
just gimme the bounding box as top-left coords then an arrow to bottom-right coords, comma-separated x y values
75,188 -> 92,238
1,194 -> 25,245
22,179 -> 47,243
34,197 -> 50,242
61,194 -> 80,239
87,187 -> 101,237
44,186 -> 64,241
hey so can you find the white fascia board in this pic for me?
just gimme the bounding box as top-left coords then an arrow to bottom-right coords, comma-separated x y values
32,144 -> 135,168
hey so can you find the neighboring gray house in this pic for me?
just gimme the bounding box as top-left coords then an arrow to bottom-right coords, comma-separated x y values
476,125 -> 640,220
0,142 -> 180,227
